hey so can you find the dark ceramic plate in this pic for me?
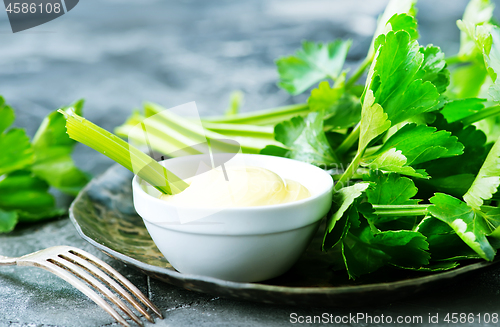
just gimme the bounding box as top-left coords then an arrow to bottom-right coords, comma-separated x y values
70,164 -> 497,307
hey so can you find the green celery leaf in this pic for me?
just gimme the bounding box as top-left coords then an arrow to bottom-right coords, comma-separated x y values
276,40 -> 352,95
364,30 -> 440,126
458,21 -> 500,83
358,90 -> 391,152
17,208 -> 65,222
364,171 -> 419,205
31,100 -> 90,195
417,45 -> 450,94
419,174 -> 476,198
371,230 -> 430,268
0,184 -> 55,211
322,92 -> 361,131
342,218 -> 429,279
362,122 -> 463,177
259,145 -> 288,157
429,193 -> 495,261
366,123 -> 464,167
481,206 -> 500,238
274,111 -> 339,166
342,230 -> 390,279
0,97 -> 15,134
481,25 -> 500,82
362,148 -> 428,179
440,98 -> 487,123
33,100 -> 84,148
457,0 -> 495,61
385,14 -> 419,41
323,182 -> 370,250
0,170 -> 49,191
0,128 -> 34,176
309,76 -> 361,131
489,82 -> 500,102
0,171 -> 63,221
323,204 -> 358,251
0,97 -> 33,175
0,209 -> 18,233
463,135 -> 500,209
308,80 -> 344,112
454,18 -> 498,101
421,114 -> 488,178
416,216 -> 479,261
368,0 -> 418,58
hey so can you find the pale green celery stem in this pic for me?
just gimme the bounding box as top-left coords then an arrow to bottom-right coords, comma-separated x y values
203,103 -> 310,125
59,110 -> 187,195
372,204 -> 431,216
335,123 -> 360,157
333,150 -> 364,192
115,114 -> 203,155
460,105 -> 500,126
331,173 -> 364,181
445,55 -> 463,66
345,57 -> 372,90
145,102 -> 274,149
201,122 -> 275,139
118,109 -> 270,154
116,122 -> 203,156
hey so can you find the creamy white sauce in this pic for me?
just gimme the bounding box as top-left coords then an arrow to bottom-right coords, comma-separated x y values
159,165 -> 310,207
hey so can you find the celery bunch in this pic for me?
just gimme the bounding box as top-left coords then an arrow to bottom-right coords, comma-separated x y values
115,0 -> 500,279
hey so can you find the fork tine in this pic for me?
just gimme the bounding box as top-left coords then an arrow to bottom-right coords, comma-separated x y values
68,248 -> 163,319
37,261 -> 131,327
61,252 -> 155,323
50,257 -> 144,327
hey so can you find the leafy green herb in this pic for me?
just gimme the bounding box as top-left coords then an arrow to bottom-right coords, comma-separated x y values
31,101 -> 90,195
0,100 -> 33,176
440,98 -> 487,123
0,98 -> 88,233
0,209 -> 17,233
323,182 -> 369,250
263,111 -> 339,166
361,123 -> 464,178
343,218 -> 430,279
463,136 -> 500,209
277,40 -> 352,95
365,171 -> 420,205
429,193 -> 495,261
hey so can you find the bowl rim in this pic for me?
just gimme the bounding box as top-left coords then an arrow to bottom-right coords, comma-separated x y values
132,153 -> 333,212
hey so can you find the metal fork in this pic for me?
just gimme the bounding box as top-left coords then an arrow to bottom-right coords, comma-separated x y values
0,245 -> 163,327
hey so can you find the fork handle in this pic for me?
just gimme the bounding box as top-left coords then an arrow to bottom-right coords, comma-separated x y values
0,255 -> 16,265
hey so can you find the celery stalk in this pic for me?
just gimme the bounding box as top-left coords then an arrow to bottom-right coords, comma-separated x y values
201,103 -> 310,125
201,122 -> 274,139
115,104 -> 282,156
58,109 -> 188,195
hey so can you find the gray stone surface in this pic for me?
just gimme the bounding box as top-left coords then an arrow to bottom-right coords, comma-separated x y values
1,0 -> 500,326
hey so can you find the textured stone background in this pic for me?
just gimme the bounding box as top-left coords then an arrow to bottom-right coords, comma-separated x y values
1,0 -> 500,326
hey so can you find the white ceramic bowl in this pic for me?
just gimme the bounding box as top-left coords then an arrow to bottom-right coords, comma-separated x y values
132,154 -> 333,282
